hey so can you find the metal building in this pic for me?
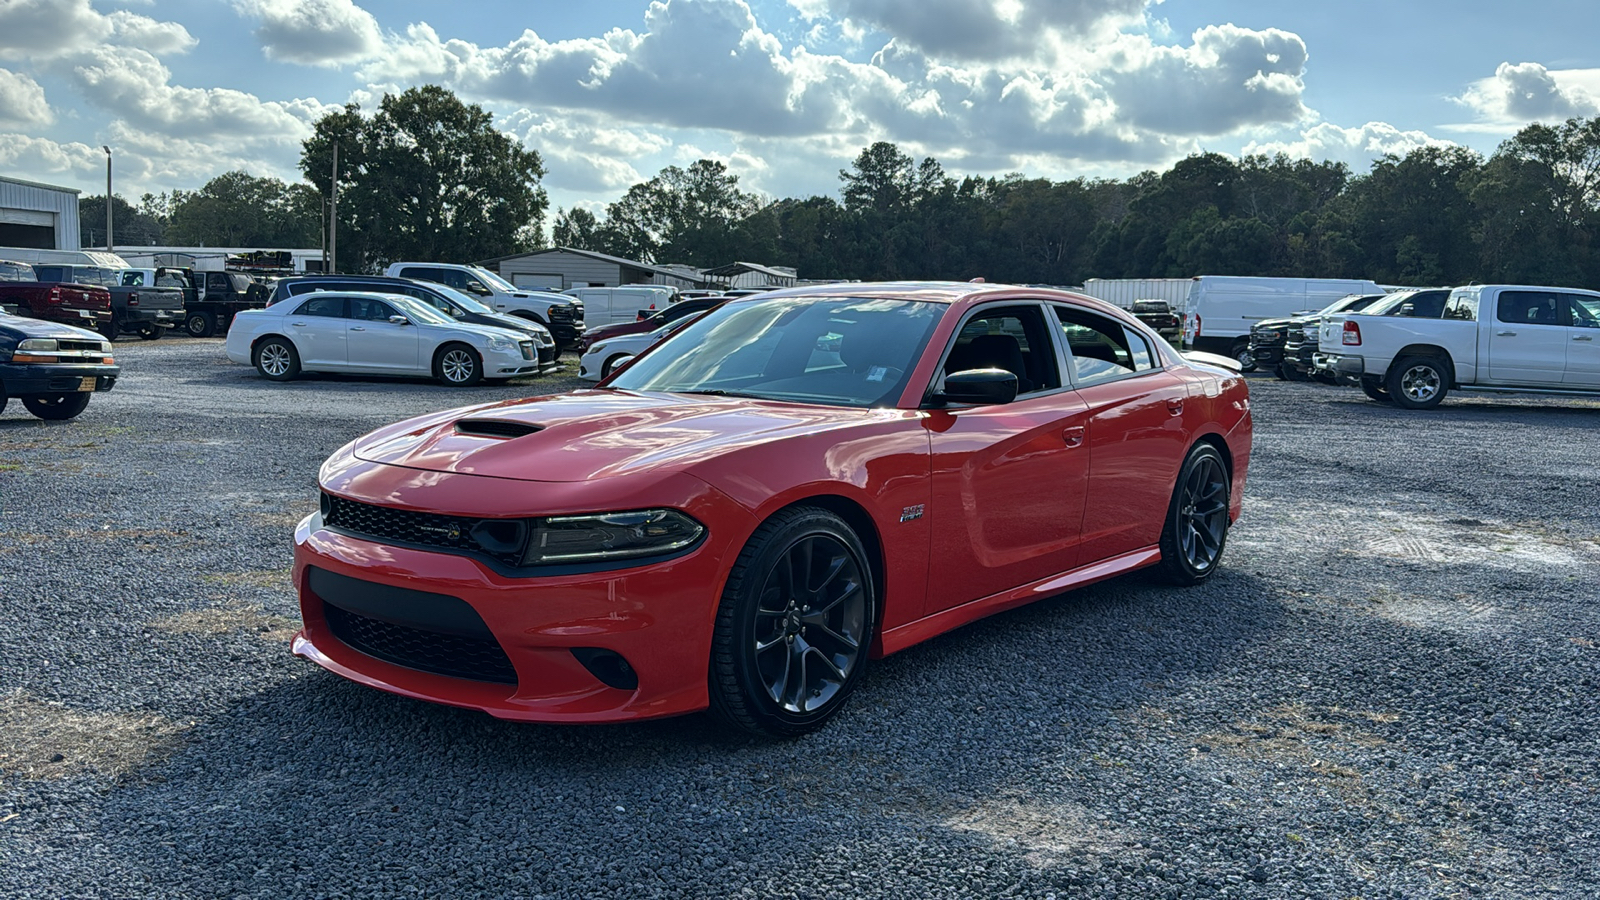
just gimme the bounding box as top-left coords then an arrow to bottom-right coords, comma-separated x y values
0,175 -> 81,251
479,247 -> 719,290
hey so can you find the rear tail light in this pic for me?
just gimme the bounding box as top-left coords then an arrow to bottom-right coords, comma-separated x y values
1342,321 -> 1361,345
48,285 -> 61,303
128,292 -> 139,307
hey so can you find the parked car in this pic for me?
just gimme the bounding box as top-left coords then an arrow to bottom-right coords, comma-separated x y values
266,275 -> 558,370
1251,293 -> 1388,381
226,292 -> 544,386
579,312 -> 705,380
563,285 -> 680,326
130,268 -> 270,337
34,263 -> 184,341
1318,284 -> 1600,407
0,260 -> 110,329
383,262 -> 585,351
0,310 -> 119,420
580,295 -> 725,352
1129,299 -> 1181,342
1181,276 -> 1384,371
1297,289 -> 1449,382
290,281 -> 1252,737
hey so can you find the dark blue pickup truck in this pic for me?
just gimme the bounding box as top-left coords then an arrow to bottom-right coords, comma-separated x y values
0,311 -> 120,419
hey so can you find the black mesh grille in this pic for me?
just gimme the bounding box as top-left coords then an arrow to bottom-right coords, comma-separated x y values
550,304 -> 581,324
321,494 -> 525,566
323,603 -> 518,684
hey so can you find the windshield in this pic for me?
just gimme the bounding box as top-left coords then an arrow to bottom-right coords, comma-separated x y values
608,295 -> 945,408
470,266 -> 518,292
387,295 -> 458,326
427,282 -> 494,314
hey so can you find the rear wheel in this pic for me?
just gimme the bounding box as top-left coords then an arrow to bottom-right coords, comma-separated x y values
1156,443 -> 1231,585
1386,356 -> 1449,409
253,337 -> 300,381
185,311 -> 216,337
99,313 -> 120,341
137,324 -> 164,341
1360,377 -> 1393,403
22,392 -> 92,420
709,507 -> 875,738
434,343 -> 483,386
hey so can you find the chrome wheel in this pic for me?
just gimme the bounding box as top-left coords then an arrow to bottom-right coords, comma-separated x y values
259,343 -> 292,376
440,348 -> 476,383
753,534 -> 868,715
1177,452 -> 1229,573
1399,364 -> 1441,403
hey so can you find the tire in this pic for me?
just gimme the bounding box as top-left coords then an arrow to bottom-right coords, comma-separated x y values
1272,363 -> 1289,381
253,337 -> 300,382
1282,364 -> 1309,382
600,353 -> 633,379
0,382 -> 8,416
434,343 -> 483,386
185,311 -> 216,338
1230,340 -> 1257,373
99,313 -> 120,341
137,324 -> 164,341
1385,356 -> 1449,409
22,392 -> 92,420
708,506 -> 876,738
1156,443 -> 1231,586
1360,377 -> 1393,403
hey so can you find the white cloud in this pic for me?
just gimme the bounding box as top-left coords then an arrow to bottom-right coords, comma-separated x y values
1243,121 -> 1454,170
0,133 -> 103,177
499,108 -> 672,193
109,10 -> 199,55
0,0 -> 194,60
1455,61 -> 1600,124
824,0 -> 1149,60
238,0 -> 385,66
0,68 -> 53,127
1098,25 -> 1308,135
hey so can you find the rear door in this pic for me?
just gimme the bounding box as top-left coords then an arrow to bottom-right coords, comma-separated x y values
1487,289 -> 1568,385
1563,291 -> 1600,386
345,297 -> 421,372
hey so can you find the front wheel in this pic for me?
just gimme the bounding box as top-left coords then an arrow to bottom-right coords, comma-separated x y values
1230,340 -> 1257,373
99,313 -> 121,341
709,507 -> 876,738
22,392 -> 92,420
1156,443 -> 1231,585
1386,356 -> 1449,409
434,343 -> 483,386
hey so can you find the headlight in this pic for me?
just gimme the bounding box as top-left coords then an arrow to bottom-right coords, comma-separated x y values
485,335 -> 514,350
99,341 -> 113,354
17,339 -> 58,351
521,509 -> 705,565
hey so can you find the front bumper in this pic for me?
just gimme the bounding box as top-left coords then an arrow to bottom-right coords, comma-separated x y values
0,362 -> 119,395
290,465 -> 754,723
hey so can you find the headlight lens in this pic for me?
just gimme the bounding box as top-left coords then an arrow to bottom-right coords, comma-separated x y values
17,339 -> 58,351
521,509 -> 705,565
485,335 -> 513,350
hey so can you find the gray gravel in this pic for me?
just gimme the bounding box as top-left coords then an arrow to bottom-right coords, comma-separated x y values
2,337 -> 1597,898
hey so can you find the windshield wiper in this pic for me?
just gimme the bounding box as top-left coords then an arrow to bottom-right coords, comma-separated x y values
675,388 -> 764,399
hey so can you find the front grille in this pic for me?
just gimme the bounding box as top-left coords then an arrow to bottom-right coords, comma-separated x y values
322,494 -> 526,566
550,303 -> 583,325
323,603 -> 518,684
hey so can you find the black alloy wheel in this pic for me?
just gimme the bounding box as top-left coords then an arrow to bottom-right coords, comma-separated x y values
186,311 -> 216,337
22,392 -> 92,420
1157,443 -> 1231,585
709,507 -> 875,737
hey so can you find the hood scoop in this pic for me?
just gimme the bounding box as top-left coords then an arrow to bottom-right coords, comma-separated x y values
454,419 -> 544,439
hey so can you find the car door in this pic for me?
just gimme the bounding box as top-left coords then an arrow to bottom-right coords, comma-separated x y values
345,297 -> 421,372
923,303 -> 1090,615
1563,291 -> 1600,386
1054,305 -> 1194,565
285,295 -> 349,367
1487,289 -> 1569,384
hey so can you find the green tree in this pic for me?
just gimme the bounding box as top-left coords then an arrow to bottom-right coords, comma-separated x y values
552,207 -> 600,249
592,159 -> 759,264
301,85 -> 548,271
78,194 -> 164,247
163,172 -> 321,247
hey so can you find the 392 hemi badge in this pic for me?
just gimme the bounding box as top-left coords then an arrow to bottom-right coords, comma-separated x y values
419,522 -> 464,540
899,504 -> 925,523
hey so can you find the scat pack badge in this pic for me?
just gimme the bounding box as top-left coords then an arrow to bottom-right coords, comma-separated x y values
899,504 -> 925,523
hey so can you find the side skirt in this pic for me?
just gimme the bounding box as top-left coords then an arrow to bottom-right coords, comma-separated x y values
878,546 -> 1163,656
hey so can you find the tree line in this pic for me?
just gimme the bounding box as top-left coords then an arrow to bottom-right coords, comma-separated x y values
80,85 -> 1600,290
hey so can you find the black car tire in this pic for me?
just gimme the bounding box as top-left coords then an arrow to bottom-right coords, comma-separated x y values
22,392 -> 92,420
1156,443 -> 1231,586
253,337 -> 301,381
708,506 -> 876,738
99,313 -> 120,341
0,382 -> 8,415
1360,376 -> 1393,403
434,343 -> 483,386
137,324 -> 163,341
186,311 -> 216,337
1386,356 -> 1449,409
1230,339 -> 1257,373
600,353 -> 633,379
1282,364 -> 1309,382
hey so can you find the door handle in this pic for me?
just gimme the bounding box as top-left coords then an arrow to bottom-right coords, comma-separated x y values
1062,426 -> 1085,448
1574,335 -> 1595,342
290,321 -> 307,327
1496,331 -> 1517,337
350,326 -> 366,332
1166,398 -> 1184,415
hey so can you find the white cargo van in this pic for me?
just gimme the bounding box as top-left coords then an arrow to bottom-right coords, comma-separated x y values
563,285 -> 680,325
1181,276 -> 1384,370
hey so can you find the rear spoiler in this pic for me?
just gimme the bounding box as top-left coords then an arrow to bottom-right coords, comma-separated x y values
1181,350 -> 1243,373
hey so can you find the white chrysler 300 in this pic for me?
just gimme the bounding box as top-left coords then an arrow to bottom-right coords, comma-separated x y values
226,292 -> 541,386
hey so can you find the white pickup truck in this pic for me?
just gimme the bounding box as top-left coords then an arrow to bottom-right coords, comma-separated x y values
1317,284 -> 1600,408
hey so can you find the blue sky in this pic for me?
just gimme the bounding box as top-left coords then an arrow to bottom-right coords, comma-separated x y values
2,0 -> 1597,231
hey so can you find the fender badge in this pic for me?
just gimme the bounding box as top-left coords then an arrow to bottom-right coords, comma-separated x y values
899,504 -> 925,523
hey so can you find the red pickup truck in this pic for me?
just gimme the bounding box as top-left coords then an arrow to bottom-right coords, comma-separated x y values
0,260 -> 111,329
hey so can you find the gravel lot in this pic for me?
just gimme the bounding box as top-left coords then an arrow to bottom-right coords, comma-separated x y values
2,337 -> 1597,899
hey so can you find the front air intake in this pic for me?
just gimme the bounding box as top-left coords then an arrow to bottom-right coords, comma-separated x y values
454,419 -> 543,439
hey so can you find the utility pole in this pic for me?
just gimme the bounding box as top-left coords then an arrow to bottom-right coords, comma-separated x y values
102,145 -> 112,252
329,141 -> 339,274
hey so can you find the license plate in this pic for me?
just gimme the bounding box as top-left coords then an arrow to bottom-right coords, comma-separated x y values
78,377 -> 96,392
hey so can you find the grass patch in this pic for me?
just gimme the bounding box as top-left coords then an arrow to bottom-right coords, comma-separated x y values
0,691 -> 185,783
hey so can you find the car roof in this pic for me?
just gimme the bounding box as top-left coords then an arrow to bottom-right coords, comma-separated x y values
731,280 -> 1076,305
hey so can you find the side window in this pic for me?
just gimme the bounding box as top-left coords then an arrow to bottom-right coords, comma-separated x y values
121,271 -> 146,286
1406,292 -> 1447,318
1566,293 -> 1600,329
413,291 -> 452,314
1054,306 -> 1141,384
293,296 -> 345,318
349,298 -> 396,321
1444,293 -> 1477,321
943,305 -> 1062,395
1498,291 -> 1562,325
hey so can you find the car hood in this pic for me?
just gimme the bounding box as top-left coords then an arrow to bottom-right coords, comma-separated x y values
0,313 -> 105,342
478,312 -> 546,335
351,389 -> 883,483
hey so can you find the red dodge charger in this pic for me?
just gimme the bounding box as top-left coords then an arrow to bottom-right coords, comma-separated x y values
292,282 -> 1252,736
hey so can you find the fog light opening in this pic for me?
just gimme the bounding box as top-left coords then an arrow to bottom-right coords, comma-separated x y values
571,648 -> 639,691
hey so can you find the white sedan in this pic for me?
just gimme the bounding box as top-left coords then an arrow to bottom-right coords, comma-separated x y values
578,313 -> 703,380
226,292 -> 540,386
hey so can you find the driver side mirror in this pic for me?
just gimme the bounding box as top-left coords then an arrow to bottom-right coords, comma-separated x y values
934,368 -> 1018,406
465,281 -> 491,296
388,315 -> 410,326
1399,303 -> 1415,316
